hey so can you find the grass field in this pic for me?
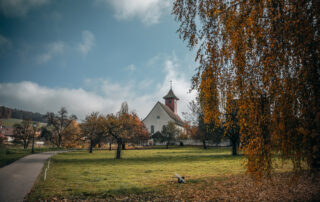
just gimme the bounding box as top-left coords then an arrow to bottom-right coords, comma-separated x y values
0,147 -> 31,167
27,146 -> 320,201
29,147 -> 242,198
0,118 -> 47,127
0,118 -> 23,127
0,146 -> 62,168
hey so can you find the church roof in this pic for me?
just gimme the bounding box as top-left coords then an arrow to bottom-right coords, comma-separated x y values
163,89 -> 179,100
158,102 -> 184,126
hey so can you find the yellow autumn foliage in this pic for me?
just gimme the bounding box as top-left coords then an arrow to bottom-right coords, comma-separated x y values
173,0 -> 320,178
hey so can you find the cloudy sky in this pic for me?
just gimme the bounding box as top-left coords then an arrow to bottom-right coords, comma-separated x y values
0,0 -> 197,120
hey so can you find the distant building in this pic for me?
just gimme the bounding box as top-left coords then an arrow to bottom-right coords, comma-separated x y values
143,87 -> 184,144
0,126 -> 15,142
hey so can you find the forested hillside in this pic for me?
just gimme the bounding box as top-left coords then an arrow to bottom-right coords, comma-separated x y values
0,106 -> 46,122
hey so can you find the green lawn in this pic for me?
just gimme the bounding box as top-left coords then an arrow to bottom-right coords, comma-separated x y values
0,118 -> 23,127
0,146 -> 62,168
0,118 -> 47,127
28,147 -> 299,200
0,147 -> 31,167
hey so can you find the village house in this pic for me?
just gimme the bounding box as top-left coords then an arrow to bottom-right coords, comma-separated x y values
0,125 -> 14,142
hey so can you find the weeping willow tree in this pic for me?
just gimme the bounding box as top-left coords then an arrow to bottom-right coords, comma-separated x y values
173,0 -> 320,179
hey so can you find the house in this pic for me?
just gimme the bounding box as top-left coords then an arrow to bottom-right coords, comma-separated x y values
143,88 -> 185,144
0,126 -> 15,142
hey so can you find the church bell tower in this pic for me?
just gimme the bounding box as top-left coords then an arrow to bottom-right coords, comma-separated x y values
163,82 -> 179,114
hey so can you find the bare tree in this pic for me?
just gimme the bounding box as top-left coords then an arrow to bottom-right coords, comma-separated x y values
46,107 -> 77,147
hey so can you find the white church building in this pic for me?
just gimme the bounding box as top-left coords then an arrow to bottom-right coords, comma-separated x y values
143,88 -> 185,143
143,87 -> 231,147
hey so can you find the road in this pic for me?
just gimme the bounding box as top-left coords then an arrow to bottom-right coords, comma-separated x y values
0,151 -> 62,202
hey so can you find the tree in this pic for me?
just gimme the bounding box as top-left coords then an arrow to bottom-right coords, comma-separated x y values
184,99 -> 223,149
224,97 -> 240,156
103,102 -> 149,159
126,113 -> 149,146
158,121 -> 181,149
103,114 -> 123,158
81,112 -> 101,153
31,122 -> 39,154
39,126 -> 54,145
63,120 -> 82,148
13,120 -> 32,149
46,107 -> 77,147
173,0 -> 320,178
117,102 -> 129,150
0,121 -> 5,145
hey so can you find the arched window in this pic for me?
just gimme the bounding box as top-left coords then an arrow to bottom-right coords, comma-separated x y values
151,125 -> 154,134
162,125 -> 166,132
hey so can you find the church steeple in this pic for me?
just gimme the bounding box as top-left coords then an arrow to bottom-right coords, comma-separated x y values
163,84 -> 179,114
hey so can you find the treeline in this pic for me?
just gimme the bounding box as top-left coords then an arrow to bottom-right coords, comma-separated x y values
10,102 -> 150,159
0,106 -> 46,123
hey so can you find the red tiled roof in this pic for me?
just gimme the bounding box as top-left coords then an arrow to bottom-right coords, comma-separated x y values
0,127 -> 14,136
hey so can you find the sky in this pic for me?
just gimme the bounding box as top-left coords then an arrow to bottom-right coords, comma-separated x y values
0,0 -> 198,120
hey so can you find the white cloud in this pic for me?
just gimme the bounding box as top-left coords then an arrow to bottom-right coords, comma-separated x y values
126,64 -> 136,72
36,41 -> 65,64
0,34 -> 11,52
155,56 -> 197,116
97,0 -> 171,25
0,54 -> 196,120
77,30 -> 95,56
0,0 -> 50,17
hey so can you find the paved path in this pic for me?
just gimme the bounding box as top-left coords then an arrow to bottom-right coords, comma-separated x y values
0,151 -> 63,202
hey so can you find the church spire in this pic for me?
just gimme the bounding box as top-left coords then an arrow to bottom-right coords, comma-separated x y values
163,84 -> 179,113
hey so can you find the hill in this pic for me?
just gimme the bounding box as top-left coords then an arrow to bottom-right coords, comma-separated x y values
0,106 -> 47,123
0,118 -> 47,127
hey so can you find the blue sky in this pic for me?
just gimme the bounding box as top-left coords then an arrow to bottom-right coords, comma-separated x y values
0,0 -> 197,120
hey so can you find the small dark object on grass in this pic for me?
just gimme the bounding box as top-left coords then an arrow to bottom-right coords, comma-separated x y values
178,176 -> 185,183
175,173 -> 185,183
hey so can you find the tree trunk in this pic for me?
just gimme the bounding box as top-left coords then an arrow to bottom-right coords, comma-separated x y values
23,140 -> 28,149
166,142 -> 169,149
231,140 -> 238,156
116,139 -> 122,159
203,140 -> 207,149
109,142 -> 112,150
89,137 -> 93,153
58,133 -> 61,148
122,143 -> 126,150
31,134 -> 35,154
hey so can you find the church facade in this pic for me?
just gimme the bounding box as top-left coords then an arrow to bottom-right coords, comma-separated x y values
143,88 -> 184,139
143,87 -> 231,147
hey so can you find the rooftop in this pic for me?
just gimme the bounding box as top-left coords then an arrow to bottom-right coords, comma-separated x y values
163,89 -> 179,100
159,102 -> 184,126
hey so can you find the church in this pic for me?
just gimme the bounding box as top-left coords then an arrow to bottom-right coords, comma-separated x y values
142,87 -> 184,142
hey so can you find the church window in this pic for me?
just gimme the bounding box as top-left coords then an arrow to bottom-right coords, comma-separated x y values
162,125 -> 166,131
151,125 -> 154,134
157,115 -> 160,119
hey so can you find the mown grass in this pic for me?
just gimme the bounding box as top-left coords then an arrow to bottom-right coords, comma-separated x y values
0,146 -> 62,168
28,147 -> 296,200
0,147 -> 31,167
0,118 -> 47,127
0,118 -> 23,127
